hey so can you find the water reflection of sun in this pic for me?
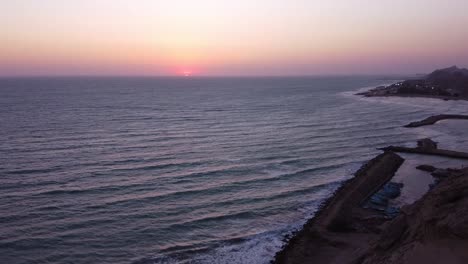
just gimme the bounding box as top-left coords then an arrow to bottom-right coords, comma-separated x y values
183,70 -> 192,77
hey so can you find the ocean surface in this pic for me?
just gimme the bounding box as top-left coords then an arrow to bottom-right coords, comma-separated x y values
1,77 -> 467,264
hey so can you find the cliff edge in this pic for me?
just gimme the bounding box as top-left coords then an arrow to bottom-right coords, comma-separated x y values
359,167 -> 468,264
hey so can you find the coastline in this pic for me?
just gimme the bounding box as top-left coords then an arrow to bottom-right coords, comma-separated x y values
404,114 -> 468,127
273,99 -> 468,263
356,66 -> 468,102
274,152 -> 404,263
357,92 -> 468,102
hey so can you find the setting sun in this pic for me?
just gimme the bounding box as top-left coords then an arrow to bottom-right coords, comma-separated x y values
2,0 -> 468,76
2,1 -> 468,264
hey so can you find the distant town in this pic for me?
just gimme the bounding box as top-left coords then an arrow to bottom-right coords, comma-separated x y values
359,66 -> 468,100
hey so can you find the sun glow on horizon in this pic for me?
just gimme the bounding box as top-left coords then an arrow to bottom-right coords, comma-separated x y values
1,0 -> 468,76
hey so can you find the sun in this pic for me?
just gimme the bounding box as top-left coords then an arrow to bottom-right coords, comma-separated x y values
182,70 -> 192,77
176,68 -> 196,77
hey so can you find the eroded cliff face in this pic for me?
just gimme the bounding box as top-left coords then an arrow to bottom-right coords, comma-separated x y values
274,161 -> 468,264
360,168 -> 468,264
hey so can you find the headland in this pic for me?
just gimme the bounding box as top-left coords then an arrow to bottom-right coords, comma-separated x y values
357,66 -> 468,101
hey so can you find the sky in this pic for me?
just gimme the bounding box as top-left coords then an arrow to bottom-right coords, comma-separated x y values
1,0 -> 468,76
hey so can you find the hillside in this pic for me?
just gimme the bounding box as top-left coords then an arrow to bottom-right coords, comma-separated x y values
359,66 -> 468,99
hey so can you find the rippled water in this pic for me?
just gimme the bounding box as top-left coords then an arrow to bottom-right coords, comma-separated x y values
1,77 -> 467,264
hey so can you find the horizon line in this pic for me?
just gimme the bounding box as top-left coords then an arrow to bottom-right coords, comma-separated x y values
0,73 -> 424,79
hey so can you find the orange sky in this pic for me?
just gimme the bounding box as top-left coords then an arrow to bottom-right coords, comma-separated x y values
1,0 -> 468,76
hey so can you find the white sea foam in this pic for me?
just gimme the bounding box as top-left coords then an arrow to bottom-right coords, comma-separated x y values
190,232 -> 285,264
339,82 -> 395,98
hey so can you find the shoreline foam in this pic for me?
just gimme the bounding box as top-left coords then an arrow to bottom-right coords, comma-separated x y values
273,152 -> 404,263
273,113 -> 468,264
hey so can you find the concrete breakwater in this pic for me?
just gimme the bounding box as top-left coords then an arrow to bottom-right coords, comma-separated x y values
274,152 -> 404,264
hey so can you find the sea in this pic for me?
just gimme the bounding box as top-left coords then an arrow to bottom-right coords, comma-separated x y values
1,77 -> 468,264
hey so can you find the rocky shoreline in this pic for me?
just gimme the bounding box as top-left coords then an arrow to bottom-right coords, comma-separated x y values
273,152 -> 404,264
404,114 -> 468,128
273,115 -> 468,264
357,66 -> 468,101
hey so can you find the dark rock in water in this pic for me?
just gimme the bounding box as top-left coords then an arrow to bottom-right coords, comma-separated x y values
417,138 -> 438,150
416,164 -> 437,172
404,114 -> 468,128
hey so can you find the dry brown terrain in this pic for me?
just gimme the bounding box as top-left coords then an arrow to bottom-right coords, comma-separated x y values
274,156 -> 468,264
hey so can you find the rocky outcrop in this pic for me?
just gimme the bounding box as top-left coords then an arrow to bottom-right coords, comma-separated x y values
416,164 -> 436,172
404,114 -> 468,128
359,168 -> 468,264
358,66 -> 468,100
